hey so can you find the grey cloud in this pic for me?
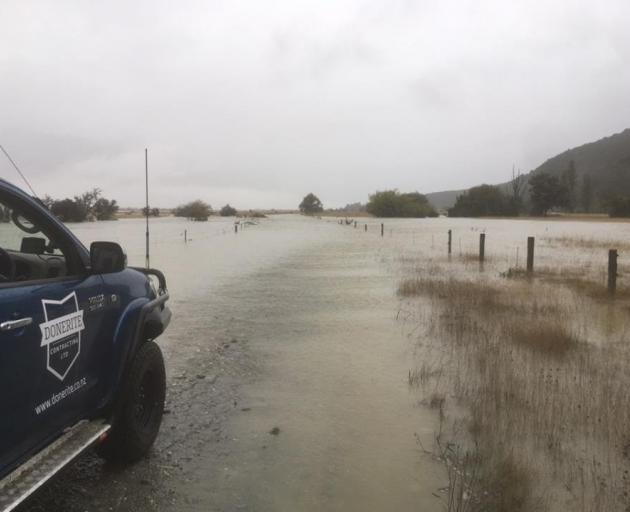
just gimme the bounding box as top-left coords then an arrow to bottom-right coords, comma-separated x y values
1,0 -> 629,208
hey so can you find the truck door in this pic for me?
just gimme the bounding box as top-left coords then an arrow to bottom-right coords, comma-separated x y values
0,194 -> 108,475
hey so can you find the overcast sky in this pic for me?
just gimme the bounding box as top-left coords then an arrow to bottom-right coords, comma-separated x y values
1,0 -> 629,209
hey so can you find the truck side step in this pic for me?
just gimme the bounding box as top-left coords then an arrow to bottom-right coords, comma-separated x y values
0,420 -> 110,512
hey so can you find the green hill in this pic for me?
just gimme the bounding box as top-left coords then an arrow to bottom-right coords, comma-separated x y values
426,128 -> 630,211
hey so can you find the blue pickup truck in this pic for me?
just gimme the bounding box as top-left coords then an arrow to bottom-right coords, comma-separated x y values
0,178 -> 171,511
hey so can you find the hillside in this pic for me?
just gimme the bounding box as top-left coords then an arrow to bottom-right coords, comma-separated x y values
424,188 -> 465,210
426,128 -> 630,210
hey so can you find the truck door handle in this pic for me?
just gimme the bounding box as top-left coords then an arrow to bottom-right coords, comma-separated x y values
0,317 -> 33,331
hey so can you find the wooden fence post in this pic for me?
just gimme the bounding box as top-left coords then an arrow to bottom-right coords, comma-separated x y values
608,249 -> 618,296
479,233 -> 485,262
235,224 -> 238,234
527,237 -> 535,273
184,229 -> 187,243
381,223 -> 384,237
448,230 -> 452,255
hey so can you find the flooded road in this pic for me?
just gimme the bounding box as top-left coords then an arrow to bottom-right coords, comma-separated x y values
20,215 -> 445,512
173,222 -> 444,511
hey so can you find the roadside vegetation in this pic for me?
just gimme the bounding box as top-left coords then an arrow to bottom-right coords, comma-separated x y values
397,243 -> 630,511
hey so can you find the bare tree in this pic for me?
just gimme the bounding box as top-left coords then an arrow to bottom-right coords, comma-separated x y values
509,165 -> 526,213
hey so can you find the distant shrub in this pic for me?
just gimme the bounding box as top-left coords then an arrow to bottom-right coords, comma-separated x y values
48,188 -> 118,222
366,190 -> 437,218
220,204 -> 238,216
142,207 -> 160,217
93,197 -> 119,220
51,198 -> 88,223
448,184 -> 517,217
174,200 -> 212,220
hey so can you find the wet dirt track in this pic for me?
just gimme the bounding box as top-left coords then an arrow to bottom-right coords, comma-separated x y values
17,216 -> 445,512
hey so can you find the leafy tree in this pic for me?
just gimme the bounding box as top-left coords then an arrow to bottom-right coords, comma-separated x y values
93,197 -> 119,220
448,185 -> 516,217
529,173 -> 569,216
51,198 -> 89,222
174,200 -> 212,220
41,195 -> 55,210
47,189 -> 118,222
299,193 -> 323,214
366,190 -> 437,218
74,188 -> 101,215
220,204 -> 238,216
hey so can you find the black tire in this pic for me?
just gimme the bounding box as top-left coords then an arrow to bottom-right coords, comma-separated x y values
98,341 -> 166,463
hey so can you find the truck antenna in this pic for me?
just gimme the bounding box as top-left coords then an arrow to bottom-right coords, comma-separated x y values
0,144 -> 39,198
145,148 -> 150,269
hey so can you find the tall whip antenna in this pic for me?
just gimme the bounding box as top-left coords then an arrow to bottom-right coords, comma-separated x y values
0,144 -> 38,197
145,148 -> 150,269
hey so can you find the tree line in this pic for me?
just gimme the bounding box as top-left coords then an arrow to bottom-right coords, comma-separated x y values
298,190 -> 438,218
43,188 -> 119,222
448,161 -> 616,217
173,200 -> 246,220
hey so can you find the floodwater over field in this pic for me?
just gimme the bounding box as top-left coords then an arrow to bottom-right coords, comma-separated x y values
52,214 -> 450,511
22,214 -> 630,511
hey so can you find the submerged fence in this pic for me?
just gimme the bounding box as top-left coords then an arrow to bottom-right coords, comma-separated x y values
335,217 -> 624,298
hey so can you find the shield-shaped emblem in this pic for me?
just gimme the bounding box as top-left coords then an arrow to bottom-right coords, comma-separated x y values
39,292 -> 85,381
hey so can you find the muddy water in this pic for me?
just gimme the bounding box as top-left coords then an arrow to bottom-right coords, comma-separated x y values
172,227 -> 444,511
64,215 -> 445,511
21,214 -> 630,511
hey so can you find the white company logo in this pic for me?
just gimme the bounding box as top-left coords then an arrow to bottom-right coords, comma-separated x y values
40,292 -> 85,381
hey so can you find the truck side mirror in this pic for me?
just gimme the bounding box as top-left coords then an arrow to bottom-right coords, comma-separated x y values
90,241 -> 127,274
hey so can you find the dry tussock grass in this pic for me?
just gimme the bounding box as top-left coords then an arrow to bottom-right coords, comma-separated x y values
541,236 -> 630,252
503,265 -> 630,301
402,265 -> 630,511
507,322 -> 579,357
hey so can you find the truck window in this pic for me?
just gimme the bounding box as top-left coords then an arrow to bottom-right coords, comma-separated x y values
0,199 -> 71,282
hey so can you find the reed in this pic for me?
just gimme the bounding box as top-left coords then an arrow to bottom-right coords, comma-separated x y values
401,260 -> 630,510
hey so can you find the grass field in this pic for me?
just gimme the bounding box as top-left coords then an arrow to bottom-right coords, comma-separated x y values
397,238 -> 630,511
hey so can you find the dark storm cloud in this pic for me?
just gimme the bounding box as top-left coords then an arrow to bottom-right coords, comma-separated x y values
1,0 -> 629,208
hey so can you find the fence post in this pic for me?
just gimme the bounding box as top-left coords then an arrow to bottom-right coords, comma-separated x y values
448,230 -> 452,254
184,229 -> 187,243
527,237 -> 535,273
608,249 -> 618,296
479,233 -> 485,262
381,223 -> 384,237
364,224 -> 367,232
235,224 -> 238,234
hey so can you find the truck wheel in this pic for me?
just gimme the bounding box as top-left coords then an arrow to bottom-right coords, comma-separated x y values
98,341 -> 166,463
